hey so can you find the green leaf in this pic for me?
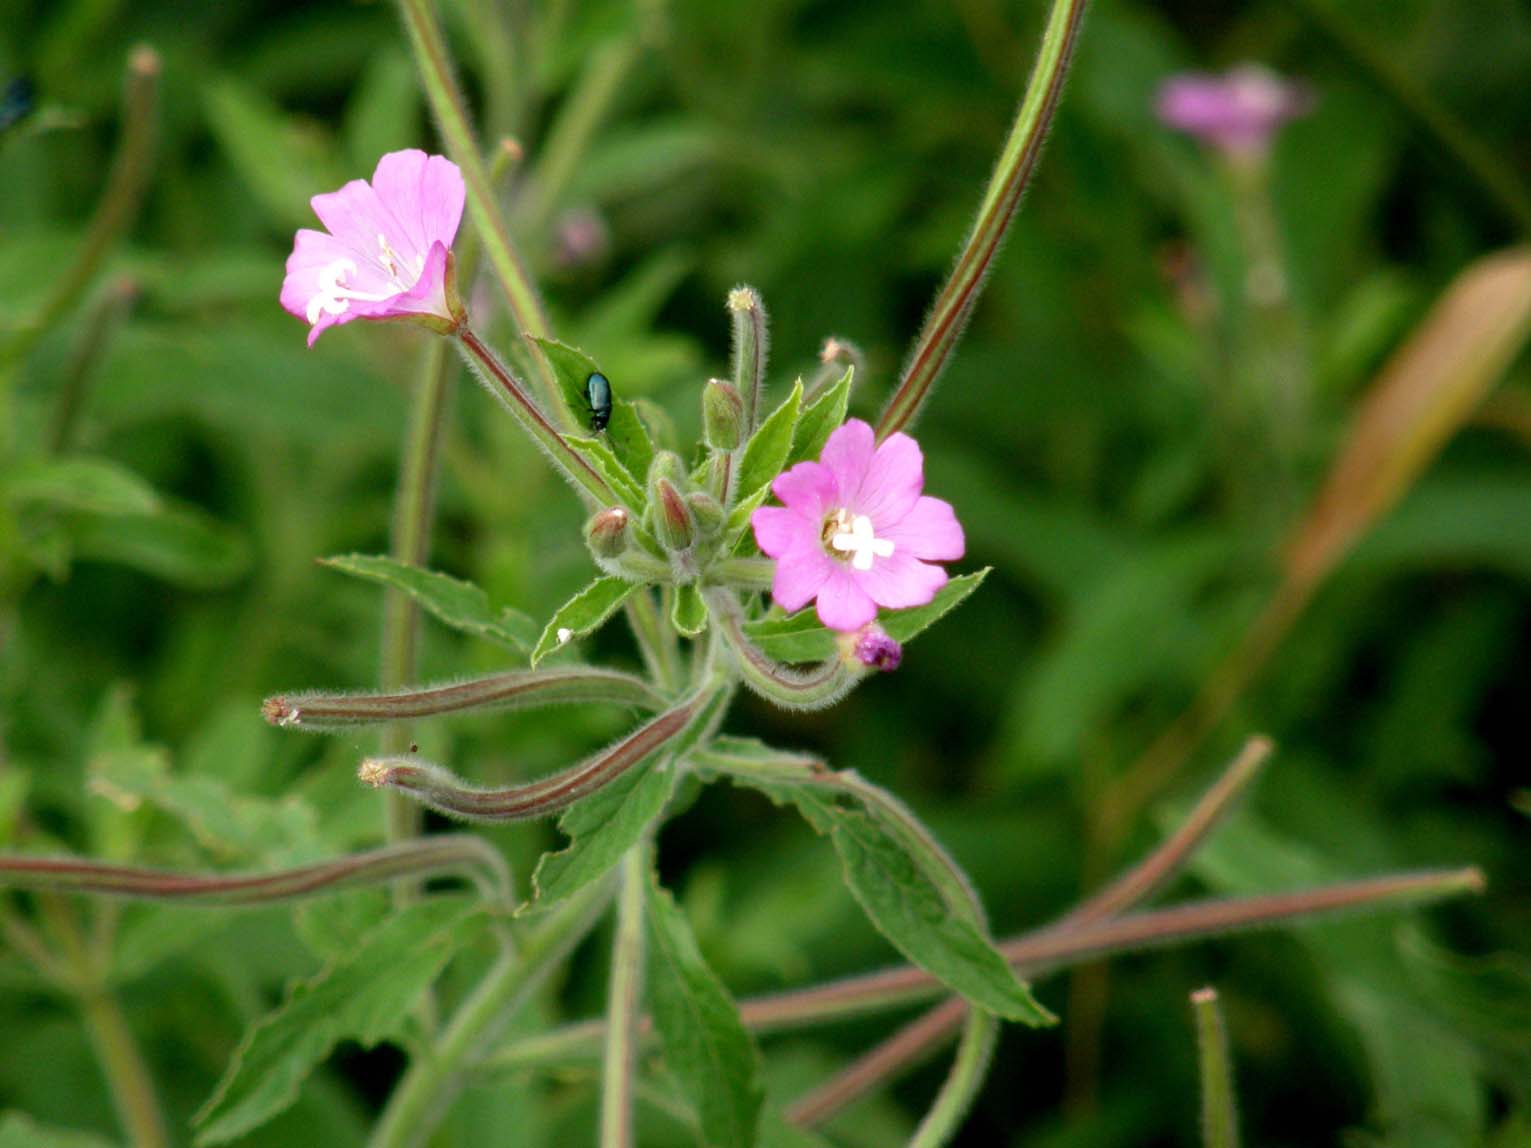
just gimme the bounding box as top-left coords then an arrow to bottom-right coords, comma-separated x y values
195,897 -> 488,1145
528,756 -> 679,910
565,433 -> 647,510
716,752 -> 1050,1025
203,77 -> 344,230
787,367 -> 852,467
530,337 -> 656,487
733,380 -> 803,511
742,569 -> 991,663
66,505 -> 251,588
671,584 -> 709,638
530,576 -> 638,667
321,554 -> 535,653
0,1112 -> 119,1148
3,457 -> 162,516
645,862 -> 765,1148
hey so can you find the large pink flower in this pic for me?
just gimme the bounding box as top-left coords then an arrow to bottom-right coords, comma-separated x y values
281,149 -> 465,346
750,419 -> 964,633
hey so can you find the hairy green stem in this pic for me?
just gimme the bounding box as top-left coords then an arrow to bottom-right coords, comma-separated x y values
395,0 -> 563,414
0,838 -> 512,905
368,878 -> 614,1148
876,0 -> 1087,440
380,337 -> 457,857
601,849 -> 647,1148
264,666 -> 664,731
709,592 -> 862,710
456,325 -> 615,505
80,985 -> 169,1148
1192,987 -> 1241,1148
624,590 -> 684,694
907,1006 -> 997,1148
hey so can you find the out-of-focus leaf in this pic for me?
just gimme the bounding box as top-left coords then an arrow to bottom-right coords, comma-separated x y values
645,860 -> 765,1148
320,554 -> 535,653
203,77 -> 343,231
741,568 -> 990,664
342,48 -> 422,173
2,457 -> 161,516
0,1112 -> 118,1148
195,897 -> 489,1145
65,503 -> 251,588
530,576 -> 638,667
1287,249 -> 1531,589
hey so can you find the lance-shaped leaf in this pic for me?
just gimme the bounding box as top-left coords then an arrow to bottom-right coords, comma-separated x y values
361,686 -> 720,823
531,575 -> 640,666
321,554 -> 535,653
566,432 -> 648,511
698,739 -> 1052,1025
733,380 -> 802,513
263,666 -> 663,732
526,689 -> 729,911
671,583 -> 709,637
195,896 -> 490,1145
531,336 -> 656,486
1286,249 -> 1531,590
2,456 -> 162,516
741,568 -> 990,664
785,366 -> 852,469
645,858 -> 765,1148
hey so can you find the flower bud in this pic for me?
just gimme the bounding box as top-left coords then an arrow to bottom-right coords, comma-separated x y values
852,625 -> 902,672
702,378 -> 745,451
584,506 -> 630,559
685,491 -> 724,537
653,478 -> 695,552
647,450 -> 687,491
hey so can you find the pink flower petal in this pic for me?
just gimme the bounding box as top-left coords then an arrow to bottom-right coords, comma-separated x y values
856,431 -> 924,526
309,178 -> 399,276
881,495 -> 964,561
771,541 -> 835,614
370,149 -> 465,259
751,505 -> 811,558
818,419 -> 875,504
770,460 -> 837,519
371,240 -> 451,321
815,567 -> 878,632
856,550 -> 948,611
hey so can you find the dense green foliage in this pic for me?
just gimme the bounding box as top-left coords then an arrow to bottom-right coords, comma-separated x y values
2,1 -> 1529,1145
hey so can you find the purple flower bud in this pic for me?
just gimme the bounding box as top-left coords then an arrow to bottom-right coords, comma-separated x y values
1155,65 -> 1314,159
854,626 -> 902,672
585,506 -> 630,558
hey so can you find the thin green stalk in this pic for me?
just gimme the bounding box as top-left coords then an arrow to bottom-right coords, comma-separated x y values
2,46 -> 159,371
1192,987 -> 1240,1148
876,0 -> 1087,440
47,275 -> 139,454
522,38 -> 636,234
907,1006 -> 997,1148
1295,0 -> 1531,235
395,0 -> 564,415
624,589 -> 683,693
79,986 -> 169,1148
601,849 -> 648,1148
368,877 -> 613,1148
380,337 -> 457,854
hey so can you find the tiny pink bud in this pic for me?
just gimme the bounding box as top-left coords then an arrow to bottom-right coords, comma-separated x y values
853,625 -> 902,672
653,478 -> 695,552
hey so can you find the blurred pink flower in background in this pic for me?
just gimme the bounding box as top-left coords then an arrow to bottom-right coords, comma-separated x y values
751,419 -> 964,632
281,149 -> 465,345
1156,65 -> 1314,158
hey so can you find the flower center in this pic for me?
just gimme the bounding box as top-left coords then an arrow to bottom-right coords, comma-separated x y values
823,508 -> 894,571
304,234 -> 427,324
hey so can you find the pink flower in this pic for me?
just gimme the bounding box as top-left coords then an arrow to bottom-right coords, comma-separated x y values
281,149 -> 465,346
750,419 -> 964,633
1155,66 -> 1313,158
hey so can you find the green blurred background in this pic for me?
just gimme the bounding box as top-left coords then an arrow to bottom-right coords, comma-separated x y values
2,0 -> 1529,1145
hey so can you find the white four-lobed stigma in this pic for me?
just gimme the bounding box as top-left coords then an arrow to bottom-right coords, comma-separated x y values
831,513 -> 894,571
